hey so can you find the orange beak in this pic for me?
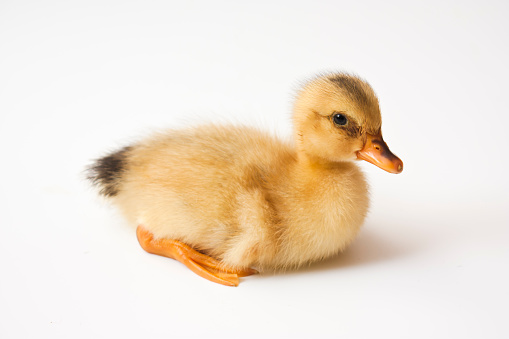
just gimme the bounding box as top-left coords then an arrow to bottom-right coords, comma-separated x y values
357,133 -> 403,174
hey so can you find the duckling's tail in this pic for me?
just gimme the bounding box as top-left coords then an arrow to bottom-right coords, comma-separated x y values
87,146 -> 132,197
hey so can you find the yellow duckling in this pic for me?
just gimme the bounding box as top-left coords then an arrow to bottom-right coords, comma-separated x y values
88,73 -> 403,286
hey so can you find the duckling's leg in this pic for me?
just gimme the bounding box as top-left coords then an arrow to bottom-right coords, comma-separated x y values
136,226 -> 256,286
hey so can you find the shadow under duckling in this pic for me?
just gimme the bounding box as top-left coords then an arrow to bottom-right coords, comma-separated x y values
88,73 -> 403,286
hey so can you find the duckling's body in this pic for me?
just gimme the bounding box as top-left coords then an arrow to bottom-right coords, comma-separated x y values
102,125 -> 368,270
89,73 -> 403,286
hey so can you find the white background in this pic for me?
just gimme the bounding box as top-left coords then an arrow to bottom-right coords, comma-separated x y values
1,1 -> 508,338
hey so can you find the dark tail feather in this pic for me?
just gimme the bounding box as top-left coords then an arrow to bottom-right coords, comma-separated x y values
87,146 -> 132,197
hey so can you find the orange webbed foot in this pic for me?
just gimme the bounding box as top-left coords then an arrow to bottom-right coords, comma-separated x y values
136,226 -> 257,286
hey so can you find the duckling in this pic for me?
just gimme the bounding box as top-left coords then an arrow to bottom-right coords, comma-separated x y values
88,73 -> 403,286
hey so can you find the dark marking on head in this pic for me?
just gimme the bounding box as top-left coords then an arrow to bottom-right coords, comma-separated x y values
87,146 -> 132,197
344,124 -> 362,138
327,74 -> 371,107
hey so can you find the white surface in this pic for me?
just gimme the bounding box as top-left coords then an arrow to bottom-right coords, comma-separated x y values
1,1 -> 508,338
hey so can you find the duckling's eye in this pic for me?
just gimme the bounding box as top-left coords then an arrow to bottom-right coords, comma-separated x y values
333,113 -> 347,126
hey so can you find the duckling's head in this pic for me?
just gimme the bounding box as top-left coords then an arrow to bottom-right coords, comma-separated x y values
293,73 -> 403,173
